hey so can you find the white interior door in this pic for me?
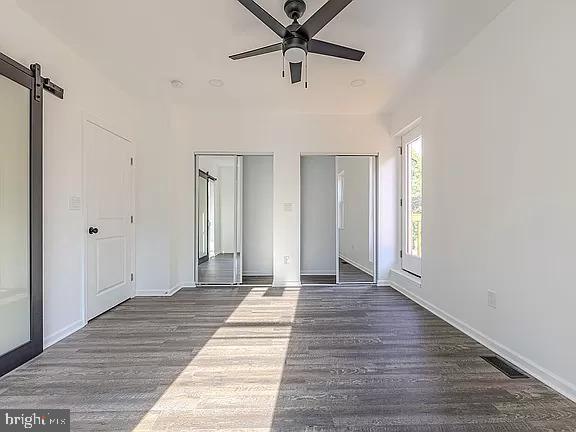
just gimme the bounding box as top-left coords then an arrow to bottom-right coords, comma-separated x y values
85,121 -> 134,320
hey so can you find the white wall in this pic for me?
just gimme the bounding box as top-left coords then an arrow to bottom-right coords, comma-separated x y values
135,103 -> 175,295
242,156 -> 273,276
0,1 -> 138,345
301,156 -> 336,275
164,109 -> 396,287
388,0 -> 576,400
337,156 -> 373,275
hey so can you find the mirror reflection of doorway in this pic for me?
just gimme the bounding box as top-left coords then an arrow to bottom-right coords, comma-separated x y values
300,155 -> 377,285
197,170 -> 217,266
195,154 -> 273,286
336,156 -> 376,284
196,156 -> 236,285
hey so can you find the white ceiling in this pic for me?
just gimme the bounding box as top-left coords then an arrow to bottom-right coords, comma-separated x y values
17,0 -> 513,114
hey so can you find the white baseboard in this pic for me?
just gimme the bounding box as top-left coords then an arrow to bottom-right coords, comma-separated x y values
390,268 -> 421,291
389,280 -> 576,403
272,280 -> 302,288
377,280 -> 391,287
301,271 -> 336,276
135,281 -> 194,297
44,319 -> 85,349
339,254 -> 374,277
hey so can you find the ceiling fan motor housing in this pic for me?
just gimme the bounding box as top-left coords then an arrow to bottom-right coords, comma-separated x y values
284,0 -> 307,21
283,35 -> 308,59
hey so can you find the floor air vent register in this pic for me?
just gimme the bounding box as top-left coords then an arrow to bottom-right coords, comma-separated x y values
481,356 -> 530,379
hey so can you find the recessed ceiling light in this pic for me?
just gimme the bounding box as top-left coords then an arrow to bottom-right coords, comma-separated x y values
350,79 -> 366,88
170,79 -> 184,89
209,79 -> 224,88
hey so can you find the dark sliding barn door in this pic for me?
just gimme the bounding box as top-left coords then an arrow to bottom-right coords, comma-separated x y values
0,52 -> 44,377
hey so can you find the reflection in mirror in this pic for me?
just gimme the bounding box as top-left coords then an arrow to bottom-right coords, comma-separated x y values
300,156 -> 337,285
241,156 -> 274,286
196,155 -> 236,285
336,156 -> 376,284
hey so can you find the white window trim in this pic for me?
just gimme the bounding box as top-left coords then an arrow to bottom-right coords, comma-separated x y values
400,124 -> 422,277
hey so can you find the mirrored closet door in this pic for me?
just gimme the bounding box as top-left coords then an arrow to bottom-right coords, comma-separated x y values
336,156 -> 377,284
195,154 -> 273,286
300,155 -> 377,285
196,155 -> 238,285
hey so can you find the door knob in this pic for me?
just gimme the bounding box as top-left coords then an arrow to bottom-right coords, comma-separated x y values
88,227 -> 99,235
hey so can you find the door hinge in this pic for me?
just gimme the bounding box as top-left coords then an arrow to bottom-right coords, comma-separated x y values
400,250 -> 403,258
131,273 -> 134,282
400,198 -> 403,207
130,215 -> 134,224
399,146 -> 403,156
130,157 -> 134,166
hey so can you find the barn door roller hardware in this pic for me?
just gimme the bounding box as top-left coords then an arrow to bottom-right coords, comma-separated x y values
30,63 -> 64,101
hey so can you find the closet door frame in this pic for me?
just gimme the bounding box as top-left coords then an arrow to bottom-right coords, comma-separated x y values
0,53 -> 43,377
194,152 -> 273,286
300,153 -> 379,286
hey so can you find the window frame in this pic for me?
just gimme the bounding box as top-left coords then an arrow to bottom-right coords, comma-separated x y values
400,125 -> 423,277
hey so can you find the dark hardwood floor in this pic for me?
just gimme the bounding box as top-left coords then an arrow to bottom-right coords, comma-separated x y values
198,254 -> 273,286
338,258 -> 374,283
242,275 -> 274,285
0,285 -> 575,431
197,253 -> 235,284
301,274 -> 337,285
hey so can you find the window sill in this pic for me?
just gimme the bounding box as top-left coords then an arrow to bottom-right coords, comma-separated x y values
390,268 -> 422,291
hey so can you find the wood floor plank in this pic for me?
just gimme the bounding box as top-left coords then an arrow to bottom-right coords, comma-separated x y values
0,285 -> 574,431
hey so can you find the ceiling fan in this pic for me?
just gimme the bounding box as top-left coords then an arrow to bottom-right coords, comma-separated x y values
230,0 -> 365,86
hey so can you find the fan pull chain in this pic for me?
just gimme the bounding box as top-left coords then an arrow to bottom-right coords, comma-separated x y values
282,53 -> 285,78
305,53 -> 309,89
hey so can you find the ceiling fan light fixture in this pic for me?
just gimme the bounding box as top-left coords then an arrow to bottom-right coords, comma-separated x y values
284,47 -> 306,64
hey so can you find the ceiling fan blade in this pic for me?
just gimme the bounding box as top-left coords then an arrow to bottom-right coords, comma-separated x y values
237,0 -> 288,38
230,43 -> 283,60
290,62 -> 302,84
308,39 -> 365,61
298,0 -> 354,39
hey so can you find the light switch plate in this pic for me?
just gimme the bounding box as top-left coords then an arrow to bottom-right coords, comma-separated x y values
488,290 -> 497,309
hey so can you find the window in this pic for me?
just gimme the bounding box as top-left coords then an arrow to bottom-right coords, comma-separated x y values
401,125 -> 423,276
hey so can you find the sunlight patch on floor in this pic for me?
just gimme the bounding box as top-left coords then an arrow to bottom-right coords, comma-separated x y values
133,287 -> 300,431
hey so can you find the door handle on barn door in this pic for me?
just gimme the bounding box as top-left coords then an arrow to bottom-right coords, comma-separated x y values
88,227 -> 99,235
